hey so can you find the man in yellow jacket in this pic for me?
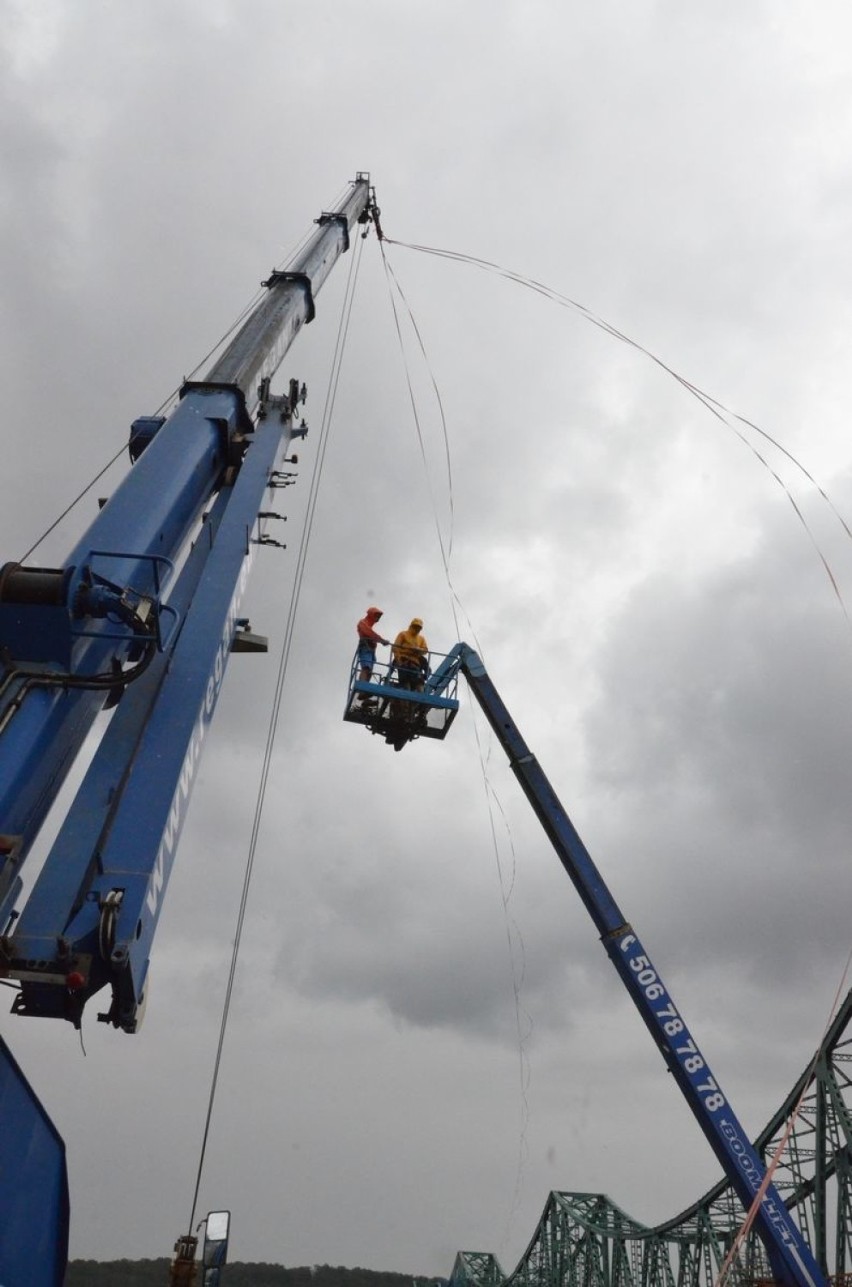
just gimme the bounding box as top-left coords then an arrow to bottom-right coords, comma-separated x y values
393,617 -> 429,689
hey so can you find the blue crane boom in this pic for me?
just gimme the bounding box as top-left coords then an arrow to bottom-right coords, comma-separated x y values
0,173 -> 819,1285
455,643 -> 825,1287
0,173 -> 371,1034
348,645 -> 826,1287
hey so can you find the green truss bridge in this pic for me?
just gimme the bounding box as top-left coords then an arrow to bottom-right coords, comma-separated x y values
449,986 -> 852,1287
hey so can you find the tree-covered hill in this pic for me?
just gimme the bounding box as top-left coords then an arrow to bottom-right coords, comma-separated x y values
65,1260 -> 447,1287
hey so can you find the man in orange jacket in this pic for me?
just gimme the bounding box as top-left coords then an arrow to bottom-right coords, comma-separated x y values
357,606 -> 390,683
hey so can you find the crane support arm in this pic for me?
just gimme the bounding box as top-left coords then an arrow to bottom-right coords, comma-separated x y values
0,175 -> 371,1030
208,178 -> 370,405
455,643 -> 825,1287
5,398 -> 289,1029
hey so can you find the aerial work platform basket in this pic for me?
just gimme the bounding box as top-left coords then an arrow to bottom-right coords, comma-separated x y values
343,650 -> 461,751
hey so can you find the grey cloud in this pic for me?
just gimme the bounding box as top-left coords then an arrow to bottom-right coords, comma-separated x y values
4,1 -> 852,1273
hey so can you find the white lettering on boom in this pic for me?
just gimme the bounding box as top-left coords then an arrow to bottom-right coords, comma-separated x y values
145,550 -> 253,919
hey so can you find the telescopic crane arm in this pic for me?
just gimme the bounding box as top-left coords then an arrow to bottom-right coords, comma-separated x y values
0,173 -> 373,1032
0,173 -> 822,1287
433,643 -> 826,1287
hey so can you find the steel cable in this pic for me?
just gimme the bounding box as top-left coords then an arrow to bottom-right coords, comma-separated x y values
384,236 -> 852,630
18,221 -> 326,564
377,239 -> 481,652
378,237 -> 533,1253
383,234 -> 852,1281
186,228 -> 365,1235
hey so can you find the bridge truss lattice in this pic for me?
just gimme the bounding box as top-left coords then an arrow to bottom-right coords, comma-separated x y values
450,987 -> 852,1287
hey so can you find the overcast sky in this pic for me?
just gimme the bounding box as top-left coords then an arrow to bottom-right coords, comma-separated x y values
3,0 -> 852,1275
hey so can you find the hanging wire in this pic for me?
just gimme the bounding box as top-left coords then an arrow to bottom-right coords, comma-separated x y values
384,237 -> 852,630
377,240 -> 483,654
471,711 -> 535,1250
290,233 -> 366,626
17,219 -> 330,564
378,236 -> 533,1248
157,221 -> 328,417
378,233 -> 852,1268
380,233 -> 852,1277
381,252 -> 456,563
186,229 -> 365,1235
17,291 -> 269,563
152,289 -> 267,419
17,443 -> 129,564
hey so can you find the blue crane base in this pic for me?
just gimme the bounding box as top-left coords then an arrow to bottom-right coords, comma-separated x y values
0,1036 -> 68,1286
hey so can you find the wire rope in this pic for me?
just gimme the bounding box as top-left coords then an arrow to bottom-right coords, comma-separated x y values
378,235 -> 533,1250
377,241 -> 483,653
381,251 -> 456,564
470,708 -> 534,1250
17,442 -> 129,564
378,233 -> 852,1273
158,221 -> 327,417
17,220 -> 330,564
384,237 -> 852,630
381,234 -> 852,1285
291,232 -> 366,629
153,289 -> 267,418
186,228 -> 365,1235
